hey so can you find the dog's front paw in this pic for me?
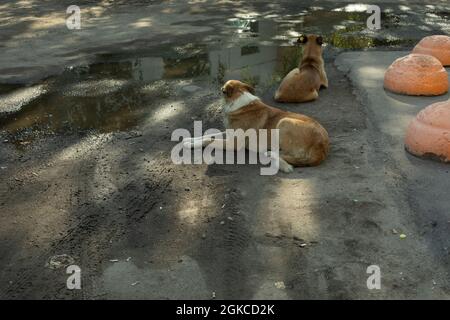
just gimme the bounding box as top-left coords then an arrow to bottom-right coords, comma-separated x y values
279,162 -> 294,173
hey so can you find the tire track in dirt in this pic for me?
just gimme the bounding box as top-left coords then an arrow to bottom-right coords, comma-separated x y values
0,158 -> 92,299
221,187 -> 251,298
1,138 -> 174,298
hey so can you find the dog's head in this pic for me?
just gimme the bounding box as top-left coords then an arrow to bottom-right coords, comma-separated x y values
296,34 -> 324,56
297,34 -> 323,46
221,80 -> 255,102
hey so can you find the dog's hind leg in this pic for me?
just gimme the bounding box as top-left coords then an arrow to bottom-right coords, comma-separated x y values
300,89 -> 319,102
318,62 -> 328,88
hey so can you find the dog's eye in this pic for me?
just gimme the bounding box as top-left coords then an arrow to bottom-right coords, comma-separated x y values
316,36 -> 323,45
297,35 -> 307,44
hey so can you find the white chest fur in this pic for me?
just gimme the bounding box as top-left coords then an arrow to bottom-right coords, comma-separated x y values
222,92 -> 259,128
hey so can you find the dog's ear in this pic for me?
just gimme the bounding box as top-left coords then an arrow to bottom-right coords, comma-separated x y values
316,36 -> 323,46
242,83 -> 255,94
222,84 -> 234,97
297,34 -> 308,44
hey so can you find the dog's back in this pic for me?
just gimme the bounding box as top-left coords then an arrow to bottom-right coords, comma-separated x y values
274,66 -> 321,102
274,35 -> 327,103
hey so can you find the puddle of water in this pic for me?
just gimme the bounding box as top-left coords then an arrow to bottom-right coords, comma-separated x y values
0,83 -> 23,95
1,84 -> 145,134
0,4 -> 420,142
211,45 -> 302,87
328,24 -> 415,49
225,8 -> 410,48
0,44 -> 303,141
432,11 -> 450,20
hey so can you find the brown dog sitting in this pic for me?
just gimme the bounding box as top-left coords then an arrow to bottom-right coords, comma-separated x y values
274,34 -> 328,103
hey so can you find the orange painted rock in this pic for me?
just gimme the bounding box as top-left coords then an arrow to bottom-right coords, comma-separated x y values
384,54 -> 448,96
413,35 -> 450,66
405,100 -> 450,162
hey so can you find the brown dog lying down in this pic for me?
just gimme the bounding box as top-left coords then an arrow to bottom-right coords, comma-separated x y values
274,34 -> 328,103
183,80 -> 329,173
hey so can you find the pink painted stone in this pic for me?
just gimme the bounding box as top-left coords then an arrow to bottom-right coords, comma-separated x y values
413,35 -> 450,66
384,54 -> 448,96
405,100 -> 450,162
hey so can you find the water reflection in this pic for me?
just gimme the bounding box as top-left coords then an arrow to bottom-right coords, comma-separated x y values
0,42 -> 303,139
227,17 -> 279,40
0,81 -> 145,135
0,5 -> 422,139
210,45 -> 302,86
